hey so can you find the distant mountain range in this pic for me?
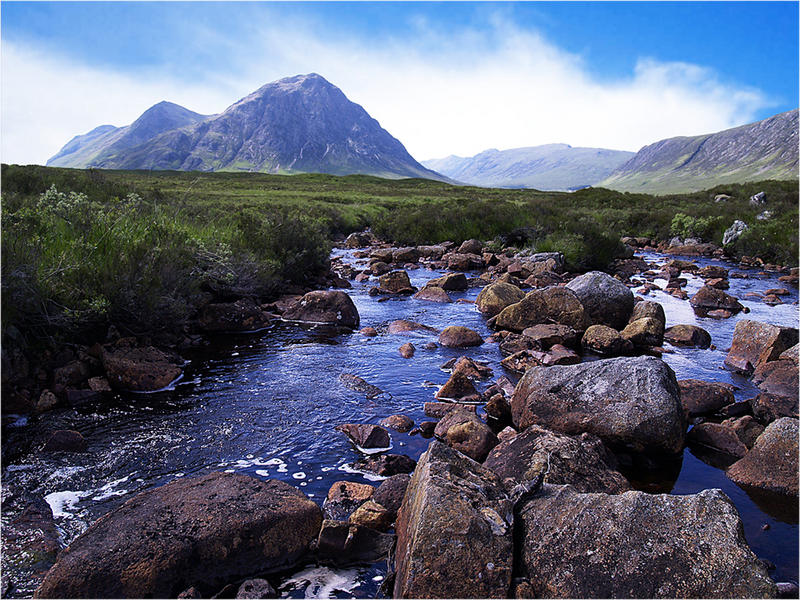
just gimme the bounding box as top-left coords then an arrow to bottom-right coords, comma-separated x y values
422,145 -> 634,191
48,74 -> 445,181
599,110 -> 798,194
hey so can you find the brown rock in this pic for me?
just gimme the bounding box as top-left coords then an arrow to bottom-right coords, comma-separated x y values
687,422 -> 748,458
697,265 -> 729,279
629,300 -> 666,327
779,343 -> 799,363
413,286 -> 452,302
373,474 -> 411,516
393,247 -> 421,264
349,500 -> 393,531
394,442 -> 512,599
360,326 -> 378,337
448,356 -> 493,379
4,498 -> 61,586
370,261 -> 391,276
753,359 -> 799,398
316,519 -> 394,566
581,324 -> 633,357
433,407 -> 498,462
351,454 -> 416,477
678,379 -> 735,417
52,360 -> 89,393
35,390 -> 59,414
706,277 -> 730,289
398,342 -> 416,358
198,299 -> 271,333
42,429 -> 88,452
499,332 -> 538,356
435,370 -> 478,400
727,417 -> 798,496
423,402 -> 476,419
87,376 -> 111,392
335,424 -> 390,450
458,239 -> 484,254
484,425 -> 630,494
101,345 -> 183,392
689,285 -> 744,315
282,290 -> 360,328
620,317 -> 664,347
380,414 -> 415,433
444,252 -> 484,271
724,320 -> 799,374
722,415 -> 765,449
378,270 -> 415,294
521,324 -> 580,349
495,287 -> 587,332
236,578 -> 276,599
485,393 -> 512,424
751,392 -> 799,424
497,426 -> 518,442
426,272 -> 468,291
387,319 -> 437,334
35,473 -> 321,599
475,282 -> 526,317
438,326 -> 484,348
664,324 -> 712,348
323,481 -> 375,521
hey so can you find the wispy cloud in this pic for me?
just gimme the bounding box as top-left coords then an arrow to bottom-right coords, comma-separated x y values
1,12 -> 771,165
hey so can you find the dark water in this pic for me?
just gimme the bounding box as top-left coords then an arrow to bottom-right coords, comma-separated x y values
2,249 -> 798,597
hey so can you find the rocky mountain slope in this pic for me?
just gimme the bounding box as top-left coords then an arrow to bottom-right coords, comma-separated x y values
47,74 -> 445,181
599,110 -> 799,194
422,144 -> 634,191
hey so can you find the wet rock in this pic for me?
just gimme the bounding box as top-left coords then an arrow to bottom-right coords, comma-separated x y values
198,299 -> 271,333
370,261 -> 391,276
351,454 -> 416,477
565,271 -> 634,330
458,239 -> 484,255
689,286 -> 744,316
629,300 -> 665,327
723,415 -> 765,449
521,324 -> 579,349
423,402 -> 476,419
101,345 -> 183,392
511,356 -> 686,455
517,485 -> 776,598
52,360 -> 89,393
35,390 -> 59,414
444,252 -> 484,271
87,376 -> 112,392
349,500 -> 393,531
392,247 -> 420,264
417,245 -> 447,260
335,424 -> 390,451
540,344 -> 581,365
370,248 -> 394,262
426,272 -> 468,291
438,326 -> 484,348
236,579 -> 276,599
724,319 -> 798,374
65,389 -> 101,406
4,498 -> 61,584
497,426 -> 517,442
753,359 -> 799,398
727,417 -> 798,496
316,520 -> 395,566
434,407 -> 498,462
751,392 -> 798,424
387,319 -> 437,334
778,582 -> 800,598
435,370 -> 478,400
380,414 -> 414,433
663,324 -> 712,348
495,287 -> 587,332
697,265 -> 729,279
413,286 -> 451,302
484,425 -> 630,494
418,422 -> 437,437
485,393 -> 512,425
498,332 -> 538,356
282,291 -> 360,329
687,422 -> 748,458
323,481 -> 375,521
373,474 -> 411,516
378,270 -> 415,294
394,442 -> 513,599
42,429 -> 88,453
34,473 -> 322,599
339,373 -> 384,399
476,282 -> 526,317
500,350 -> 542,374
706,277 -> 729,290
678,379 -> 735,417
445,356 -> 493,379
360,326 -> 378,337
398,342 -> 415,358
581,324 -> 633,357
620,317 -> 664,348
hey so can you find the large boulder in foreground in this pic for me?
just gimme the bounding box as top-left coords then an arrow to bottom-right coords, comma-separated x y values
511,356 -> 686,455
727,417 -> 798,496
35,473 -> 322,599
101,344 -> 183,392
282,290 -> 360,328
483,425 -> 630,494
394,442 -> 513,598
724,319 -> 798,374
475,282 -> 526,317
494,287 -> 586,332
565,271 -> 634,330
516,485 -> 776,598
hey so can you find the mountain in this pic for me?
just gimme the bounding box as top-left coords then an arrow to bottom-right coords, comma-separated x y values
48,74 -> 446,181
47,102 -> 210,168
599,110 -> 799,194
422,145 -> 634,191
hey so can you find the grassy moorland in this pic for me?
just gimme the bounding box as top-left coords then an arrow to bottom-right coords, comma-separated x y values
2,164 -> 797,348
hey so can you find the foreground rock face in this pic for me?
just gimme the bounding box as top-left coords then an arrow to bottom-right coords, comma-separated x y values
101,345 -> 183,392
724,319 -> 799,374
727,417 -> 798,496
35,473 -> 322,599
483,425 -> 630,494
565,271 -> 634,330
511,356 -> 686,455
394,442 -> 513,599
517,485 -> 776,598
282,291 -> 360,328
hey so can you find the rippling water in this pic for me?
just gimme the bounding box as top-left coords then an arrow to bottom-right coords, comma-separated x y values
2,249 -> 798,597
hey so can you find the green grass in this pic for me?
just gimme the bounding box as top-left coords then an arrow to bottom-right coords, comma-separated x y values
1,164 -> 797,351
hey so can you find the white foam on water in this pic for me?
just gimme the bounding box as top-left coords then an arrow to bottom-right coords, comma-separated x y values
91,475 -> 131,501
6,464 -> 33,472
279,566 -> 360,599
45,490 -> 89,518
265,458 -> 285,466
337,463 -> 387,482
372,575 -> 384,582
224,469 -> 235,473
292,472 -> 306,479
354,444 -> 392,455
255,469 -> 270,477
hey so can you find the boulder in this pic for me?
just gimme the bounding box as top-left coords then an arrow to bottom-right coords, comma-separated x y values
687,422 -> 748,458
339,373 -> 384,399
458,239 -> 484,255
678,379 -> 735,417
438,326 -> 483,348
101,345 -> 183,392
689,286 -> 744,316
723,415 -> 765,449
727,417 -> 798,496
378,270 -> 415,294
751,392 -> 799,424
435,370 -> 478,400
370,248 -> 394,262
750,191 -> 767,205
42,430 -> 88,453
516,485 -> 776,598
348,500 -> 394,531
393,247 -> 421,264
344,232 -> 373,248
236,579 -> 276,599
360,326 -> 378,337
380,414 -> 414,433
4,498 -> 61,586
433,407 -> 498,462
335,424 -> 390,451
511,356 -> 686,455
498,332 -> 538,357
413,286 -> 451,303
629,300 -> 665,328
620,317 -> 664,348
581,324 -> 633,357
494,287 -> 586,332
351,454 -> 416,477
370,261 -> 392,276
373,474 -> 411,516
398,342 -> 415,358
444,252 -> 484,271
426,272 -> 468,291
475,282 -> 526,317
316,520 -> 394,566
724,320 -> 799,374
282,291 -> 360,328
753,359 -> 799,398
485,393 -> 512,424
663,324 -> 712,348
323,480 -> 375,521
417,245 -> 447,260
394,442 -> 513,599
448,356 -> 493,379
198,299 -> 271,333
565,271 -> 634,330
387,319 -> 437,334
779,343 -> 799,363
483,425 -> 630,494
424,402 -> 476,419
52,360 -> 89,393
697,265 -> 729,279
521,324 -> 580,349
35,473 -> 321,599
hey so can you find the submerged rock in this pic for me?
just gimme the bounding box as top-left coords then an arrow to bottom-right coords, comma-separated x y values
41,429 -> 88,453
282,290 -> 360,328
35,473 -> 322,599
335,424 -> 390,451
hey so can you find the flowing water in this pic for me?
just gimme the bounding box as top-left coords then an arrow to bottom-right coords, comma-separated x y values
2,248 -> 798,597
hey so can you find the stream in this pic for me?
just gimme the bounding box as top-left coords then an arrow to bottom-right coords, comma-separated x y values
2,247 -> 798,597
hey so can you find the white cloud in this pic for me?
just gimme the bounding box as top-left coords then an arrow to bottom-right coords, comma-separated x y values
1,15 -> 771,165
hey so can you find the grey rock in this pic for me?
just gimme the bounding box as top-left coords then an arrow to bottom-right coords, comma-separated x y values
723,219 -> 749,245
565,271 -> 634,330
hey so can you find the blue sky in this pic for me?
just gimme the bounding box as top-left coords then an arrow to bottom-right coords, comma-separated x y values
2,2 -> 798,164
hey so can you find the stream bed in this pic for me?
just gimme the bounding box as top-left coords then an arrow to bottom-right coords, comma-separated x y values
2,248 -> 798,597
